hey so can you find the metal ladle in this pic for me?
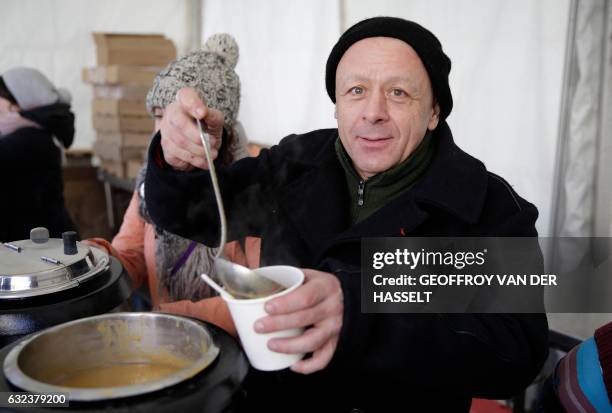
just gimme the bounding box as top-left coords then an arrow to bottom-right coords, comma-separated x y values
196,119 -> 285,299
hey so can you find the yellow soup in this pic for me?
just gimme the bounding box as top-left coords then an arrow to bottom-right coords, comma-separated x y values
53,360 -> 190,388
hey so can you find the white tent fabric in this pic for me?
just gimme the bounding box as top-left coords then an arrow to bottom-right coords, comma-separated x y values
201,0 -> 340,144
0,0 -> 582,238
0,0 -> 193,152
546,0 -> 612,341
551,0 -> 610,239
201,0 -> 569,236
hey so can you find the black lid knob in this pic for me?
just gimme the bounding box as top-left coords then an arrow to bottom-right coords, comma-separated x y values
62,231 -> 78,255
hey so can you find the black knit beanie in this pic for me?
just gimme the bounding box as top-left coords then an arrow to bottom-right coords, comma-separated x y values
326,16 -> 453,121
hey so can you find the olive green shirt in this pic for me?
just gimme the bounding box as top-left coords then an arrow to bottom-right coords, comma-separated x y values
334,133 -> 435,224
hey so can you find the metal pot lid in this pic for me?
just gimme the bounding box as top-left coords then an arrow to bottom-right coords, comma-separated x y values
0,229 -> 110,299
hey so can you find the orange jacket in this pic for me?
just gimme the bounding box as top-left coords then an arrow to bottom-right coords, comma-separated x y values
88,191 -> 261,337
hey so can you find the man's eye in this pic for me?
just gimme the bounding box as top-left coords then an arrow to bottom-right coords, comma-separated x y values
390,89 -> 406,97
350,86 -> 364,95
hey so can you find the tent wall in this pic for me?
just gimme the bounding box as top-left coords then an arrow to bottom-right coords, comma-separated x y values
201,0 -> 569,236
0,0 -> 595,239
546,0 -> 612,341
595,1 -> 612,238
201,0 -> 340,144
0,0 -> 193,151
551,0 -> 611,239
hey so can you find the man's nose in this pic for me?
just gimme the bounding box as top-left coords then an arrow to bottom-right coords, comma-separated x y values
362,90 -> 389,124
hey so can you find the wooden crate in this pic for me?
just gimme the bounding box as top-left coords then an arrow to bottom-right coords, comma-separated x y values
93,33 -> 176,66
126,159 -> 144,179
96,131 -> 153,147
92,114 -> 154,133
93,84 -> 150,101
82,65 -> 160,87
63,150 -> 113,240
93,140 -> 147,162
92,98 -> 148,117
99,160 -> 144,180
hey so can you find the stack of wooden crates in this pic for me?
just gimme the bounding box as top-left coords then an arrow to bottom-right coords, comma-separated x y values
84,33 -> 177,179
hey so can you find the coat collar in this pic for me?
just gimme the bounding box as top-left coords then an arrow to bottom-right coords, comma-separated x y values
277,122 -> 489,260
278,134 -> 350,262
411,121 -> 488,225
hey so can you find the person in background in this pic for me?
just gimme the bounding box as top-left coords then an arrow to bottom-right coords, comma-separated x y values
87,34 -> 255,336
0,67 -> 76,242
538,321 -> 612,412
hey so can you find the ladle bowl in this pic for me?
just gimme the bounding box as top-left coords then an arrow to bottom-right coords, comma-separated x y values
213,258 -> 284,299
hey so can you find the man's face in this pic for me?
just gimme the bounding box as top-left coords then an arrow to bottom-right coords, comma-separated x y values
335,37 -> 440,180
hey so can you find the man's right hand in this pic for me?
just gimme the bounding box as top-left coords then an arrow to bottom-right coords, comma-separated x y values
159,87 -> 225,171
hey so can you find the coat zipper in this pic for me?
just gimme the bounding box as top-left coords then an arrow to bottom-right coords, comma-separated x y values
357,180 -> 365,206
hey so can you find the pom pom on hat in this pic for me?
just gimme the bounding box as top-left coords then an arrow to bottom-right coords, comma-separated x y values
203,33 -> 239,69
146,33 -> 240,126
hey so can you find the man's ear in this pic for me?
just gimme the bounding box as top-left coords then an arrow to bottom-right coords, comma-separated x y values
428,102 -> 440,130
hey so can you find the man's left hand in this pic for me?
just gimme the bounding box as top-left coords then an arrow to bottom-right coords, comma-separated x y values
254,269 -> 344,374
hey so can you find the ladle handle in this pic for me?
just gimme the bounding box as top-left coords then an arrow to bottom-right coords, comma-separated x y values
197,118 -> 227,258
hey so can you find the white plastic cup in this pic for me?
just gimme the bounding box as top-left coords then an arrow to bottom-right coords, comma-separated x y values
222,265 -> 305,371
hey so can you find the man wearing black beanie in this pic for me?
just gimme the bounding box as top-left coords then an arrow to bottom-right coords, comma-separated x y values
145,16 -> 548,412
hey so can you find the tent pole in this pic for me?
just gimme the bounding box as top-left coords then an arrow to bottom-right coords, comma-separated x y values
549,0 -> 578,239
547,0 -> 578,268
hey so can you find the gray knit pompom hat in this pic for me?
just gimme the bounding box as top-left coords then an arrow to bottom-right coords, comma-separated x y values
146,33 -> 240,126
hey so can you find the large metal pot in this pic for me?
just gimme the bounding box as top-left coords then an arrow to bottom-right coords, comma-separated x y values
3,313 -> 220,401
0,229 -> 132,346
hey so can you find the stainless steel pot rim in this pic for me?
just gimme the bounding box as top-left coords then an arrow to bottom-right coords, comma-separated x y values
0,242 -> 110,299
3,312 -> 220,401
